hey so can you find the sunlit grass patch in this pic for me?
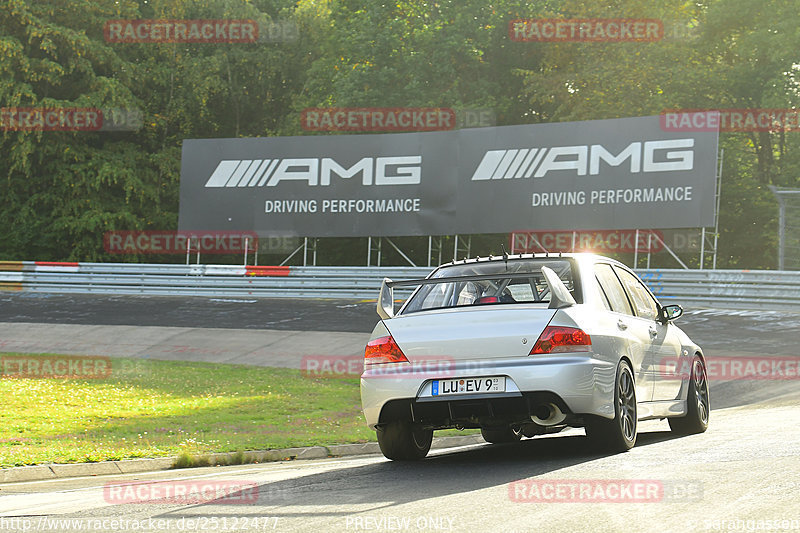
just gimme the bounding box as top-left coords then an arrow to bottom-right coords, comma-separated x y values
0,353 -> 376,467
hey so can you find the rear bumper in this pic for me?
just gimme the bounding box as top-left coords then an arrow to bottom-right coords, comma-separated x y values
360,354 -> 617,429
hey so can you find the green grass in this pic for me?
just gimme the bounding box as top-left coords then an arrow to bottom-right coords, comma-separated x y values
0,353 -> 381,468
0,353 -> 476,468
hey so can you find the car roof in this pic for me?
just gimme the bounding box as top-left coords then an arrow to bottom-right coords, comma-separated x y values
434,252 -> 627,270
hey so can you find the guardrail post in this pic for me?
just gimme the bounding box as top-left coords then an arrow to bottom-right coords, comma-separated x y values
366,237 -> 382,266
312,238 -> 318,266
699,228 -> 706,270
185,236 -> 201,265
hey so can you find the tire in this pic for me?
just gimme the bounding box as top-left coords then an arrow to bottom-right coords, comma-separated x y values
376,421 -> 433,461
586,360 -> 637,452
481,426 -> 522,444
669,356 -> 710,435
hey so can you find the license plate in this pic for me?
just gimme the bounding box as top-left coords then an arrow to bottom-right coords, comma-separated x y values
431,377 -> 505,396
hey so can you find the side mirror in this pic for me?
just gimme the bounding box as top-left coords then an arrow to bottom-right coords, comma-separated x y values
659,304 -> 683,323
377,278 -> 395,319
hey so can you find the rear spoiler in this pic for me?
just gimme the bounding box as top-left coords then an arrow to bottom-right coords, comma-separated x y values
377,277 -> 395,319
540,265 -> 576,309
377,267 -> 575,319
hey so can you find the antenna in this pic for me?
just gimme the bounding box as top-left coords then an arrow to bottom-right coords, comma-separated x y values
501,244 -> 509,268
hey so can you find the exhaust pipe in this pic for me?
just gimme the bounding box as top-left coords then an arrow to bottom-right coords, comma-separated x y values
530,403 -> 567,426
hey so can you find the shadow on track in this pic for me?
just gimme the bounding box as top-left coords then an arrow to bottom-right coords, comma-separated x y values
157,429 -> 682,519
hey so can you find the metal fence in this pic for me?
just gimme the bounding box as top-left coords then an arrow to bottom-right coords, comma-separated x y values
0,261 -> 428,299
638,269 -> 800,310
2,261 -> 800,310
771,186 -> 800,270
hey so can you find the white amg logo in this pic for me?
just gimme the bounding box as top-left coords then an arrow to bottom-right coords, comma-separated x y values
204,156 -> 421,187
470,139 -> 695,180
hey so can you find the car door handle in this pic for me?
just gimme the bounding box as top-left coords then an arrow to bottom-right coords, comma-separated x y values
617,320 -> 628,330
648,327 -> 658,338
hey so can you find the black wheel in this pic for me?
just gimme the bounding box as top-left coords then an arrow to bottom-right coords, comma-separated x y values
376,421 -> 433,461
669,356 -> 710,435
481,426 -> 522,444
586,360 -> 637,452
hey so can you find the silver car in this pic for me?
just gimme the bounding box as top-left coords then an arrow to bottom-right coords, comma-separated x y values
360,253 -> 709,460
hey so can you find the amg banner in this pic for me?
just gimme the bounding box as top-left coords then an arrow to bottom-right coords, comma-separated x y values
178,114 -> 719,236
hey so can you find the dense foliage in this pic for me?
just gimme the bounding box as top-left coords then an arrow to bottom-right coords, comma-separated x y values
1,0 -> 798,268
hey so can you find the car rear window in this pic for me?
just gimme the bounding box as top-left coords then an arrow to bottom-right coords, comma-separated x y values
401,258 -> 578,314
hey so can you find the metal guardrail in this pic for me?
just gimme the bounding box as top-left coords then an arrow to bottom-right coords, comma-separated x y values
2,261 -> 799,310
0,261 -> 428,299
638,269 -> 800,310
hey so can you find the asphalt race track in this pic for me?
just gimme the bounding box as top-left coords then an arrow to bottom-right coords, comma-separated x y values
0,293 -> 377,332
1,293 -> 799,532
1,292 -> 799,371
1,402 -> 799,533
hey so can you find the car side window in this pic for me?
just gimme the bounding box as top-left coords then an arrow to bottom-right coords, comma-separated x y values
592,275 -> 613,311
613,266 -> 660,321
594,264 -> 633,315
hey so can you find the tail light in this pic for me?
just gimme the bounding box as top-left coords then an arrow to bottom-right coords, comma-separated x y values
364,335 -> 409,364
530,326 -> 591,355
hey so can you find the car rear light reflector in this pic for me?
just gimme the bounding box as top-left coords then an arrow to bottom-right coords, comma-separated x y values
364,335 -> 409,364
530,326 -> 592,354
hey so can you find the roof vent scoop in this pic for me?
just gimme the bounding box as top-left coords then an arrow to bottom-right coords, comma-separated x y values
541,266 -> 576,309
